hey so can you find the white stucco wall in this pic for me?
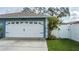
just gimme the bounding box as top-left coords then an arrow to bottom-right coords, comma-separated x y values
52,24 -> 70,38
70,24 -> 79,41
52,23 -> 79,41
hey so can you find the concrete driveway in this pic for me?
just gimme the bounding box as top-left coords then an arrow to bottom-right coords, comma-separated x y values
0,38 -> 48,51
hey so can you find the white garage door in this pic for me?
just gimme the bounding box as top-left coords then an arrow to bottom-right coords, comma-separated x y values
5,20 -> 44,37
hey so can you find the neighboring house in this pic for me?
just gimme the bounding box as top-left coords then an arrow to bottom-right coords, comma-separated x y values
0,11 -> 48,38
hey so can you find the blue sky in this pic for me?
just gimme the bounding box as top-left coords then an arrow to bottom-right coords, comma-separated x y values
61,7 -> 79,22
69,7 -> 79,21
0,7 -> 23,14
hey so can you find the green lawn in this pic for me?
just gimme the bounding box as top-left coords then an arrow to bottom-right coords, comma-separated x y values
47,38 -> 79,51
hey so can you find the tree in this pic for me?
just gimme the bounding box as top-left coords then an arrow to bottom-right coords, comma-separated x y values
31,7 -> 48,15
48,16 -> 61,39
22,7 -> 32,12
48,7 -> 70,17
22,7 -> 70,17
47,7 -> 70,39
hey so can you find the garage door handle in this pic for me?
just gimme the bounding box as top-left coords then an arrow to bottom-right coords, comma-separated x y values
23,29 -> 25,32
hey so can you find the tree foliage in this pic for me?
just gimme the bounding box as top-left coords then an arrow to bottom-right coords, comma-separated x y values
48,16 -> 61,39
22,7 -> 32,12
48,16 -> 60,30
22,7 -> 70,18
48,7 -> 70,17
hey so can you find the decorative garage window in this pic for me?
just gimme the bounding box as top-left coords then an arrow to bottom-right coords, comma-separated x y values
25,21 -> 28,24
20,22 -> 23,24
39,21 -> 43,25
16,22 -> 19,24
34,22 -> 37,24
39,22 -> 42,24
11,22 -> 15,24
7,22 -> 10,24
29,22 -> 33,24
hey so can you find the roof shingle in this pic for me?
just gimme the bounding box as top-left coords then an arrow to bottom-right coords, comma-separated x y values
0,11 -> 46,18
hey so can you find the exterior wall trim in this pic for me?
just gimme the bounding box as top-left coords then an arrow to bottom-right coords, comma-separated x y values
44,18 -> 46,38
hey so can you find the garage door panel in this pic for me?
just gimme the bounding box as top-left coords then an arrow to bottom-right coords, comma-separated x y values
5,20 -> 44,38
6,25 -> 23,33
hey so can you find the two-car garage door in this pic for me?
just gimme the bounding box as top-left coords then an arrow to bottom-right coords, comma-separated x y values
5,20 -> 44,38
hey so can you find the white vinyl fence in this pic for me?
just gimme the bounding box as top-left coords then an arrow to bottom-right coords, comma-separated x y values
52,23 -> 79,41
